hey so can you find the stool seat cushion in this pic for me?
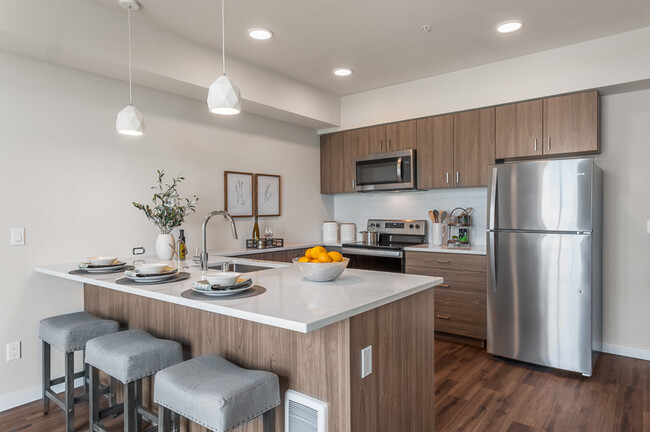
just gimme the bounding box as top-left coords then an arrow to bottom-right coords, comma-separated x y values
154,355 -> 280,432
39,311 -> 119,353
86,329 -> 182,383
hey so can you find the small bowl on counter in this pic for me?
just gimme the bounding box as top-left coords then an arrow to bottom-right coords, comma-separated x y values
292,258 -> 349,282
135,263 -> 171,275
87,257 -> 118,266
202,271 -> 242,286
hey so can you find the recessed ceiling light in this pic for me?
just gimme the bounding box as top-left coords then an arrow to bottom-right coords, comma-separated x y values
249,28 -> 273,40
334,68 -> 353,77
497,20 -> 523,33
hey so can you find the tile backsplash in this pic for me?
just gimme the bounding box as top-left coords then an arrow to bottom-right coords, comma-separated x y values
333,188 -> 488,245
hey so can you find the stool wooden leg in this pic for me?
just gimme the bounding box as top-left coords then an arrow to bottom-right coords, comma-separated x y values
124,381 -> 137,432
42,341 -> 50,414
262,407 -> 275,432
83,350 -> 89,395
157,405 -> 171,432
171,412 -> 180,432
89,366 -> 99,430
64,351 -> 75,432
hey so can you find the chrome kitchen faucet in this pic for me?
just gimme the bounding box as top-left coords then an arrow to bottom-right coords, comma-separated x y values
197,210 -> 238,271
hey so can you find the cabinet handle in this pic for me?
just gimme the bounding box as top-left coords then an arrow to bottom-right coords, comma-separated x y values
438,284 -> 450,288
388,138 -> 391,150
456,172 -> 460,184
534,138 -> 538,152
352,178 -> 356,190
446,172 -> 449,184
380,140 -> 384,151
436,260 -> 450,264
547,137 -> 551,151
436,314 -> 450,320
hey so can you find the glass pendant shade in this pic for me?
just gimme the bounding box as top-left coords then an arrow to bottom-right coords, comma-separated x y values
116,104 -> 144,135
207,75 -> 241,115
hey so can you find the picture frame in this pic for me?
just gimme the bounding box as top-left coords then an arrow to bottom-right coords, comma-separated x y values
224,171 -> 254,217
255,174 -> 281,217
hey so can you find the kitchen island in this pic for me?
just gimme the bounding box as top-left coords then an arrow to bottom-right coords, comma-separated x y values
36,258 -> 441,432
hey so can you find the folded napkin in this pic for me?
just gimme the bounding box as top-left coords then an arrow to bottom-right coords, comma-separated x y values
192,278 -> 253,292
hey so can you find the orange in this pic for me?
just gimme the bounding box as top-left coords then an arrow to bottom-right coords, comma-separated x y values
328,251 -> 343,262
317,252 -> 332,263
311,246 -> 326,258
298,257 -> 309,263
304,248 -> 313,259
310,259 -> 320,263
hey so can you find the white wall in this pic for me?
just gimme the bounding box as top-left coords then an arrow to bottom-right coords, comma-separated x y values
0,50 -> 330,410
334,188 -> 487,245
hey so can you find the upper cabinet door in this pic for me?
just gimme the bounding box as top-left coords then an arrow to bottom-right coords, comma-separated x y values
320,132 -> 344,194
416,114 -> 454,189
543,91 -> 599,155
342,130 -> 360,193
496,100 -> 543,159
355,125 -> 387,155
386,120 -> 417,152
453,107 -> 495,187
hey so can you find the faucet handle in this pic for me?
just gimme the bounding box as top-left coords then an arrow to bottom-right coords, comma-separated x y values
221,261 -> 231,272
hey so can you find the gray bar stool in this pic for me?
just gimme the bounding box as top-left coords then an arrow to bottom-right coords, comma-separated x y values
154,355 -> 281,432
39,311 -> 119,432
85,329 -> 182,432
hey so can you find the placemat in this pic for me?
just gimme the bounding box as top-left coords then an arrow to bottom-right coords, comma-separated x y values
115,272 -> 191,285
180,285 -> 266,300
69,265 -> 135,275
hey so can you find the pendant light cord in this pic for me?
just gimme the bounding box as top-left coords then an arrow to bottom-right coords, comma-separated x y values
221,0 -> 226,76
128,6 -> 133,105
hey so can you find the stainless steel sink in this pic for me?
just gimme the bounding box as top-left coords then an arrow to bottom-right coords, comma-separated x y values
208,263 -> 275,273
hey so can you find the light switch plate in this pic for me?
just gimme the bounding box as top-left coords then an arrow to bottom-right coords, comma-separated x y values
11,227 -> 25,246
361,345 -> 372,378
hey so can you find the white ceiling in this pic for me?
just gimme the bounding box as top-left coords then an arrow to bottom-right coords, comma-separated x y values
88,0 -> 650,96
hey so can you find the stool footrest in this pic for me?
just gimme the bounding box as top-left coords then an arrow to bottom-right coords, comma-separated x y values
44,389 -> 66,410
92,422 -> 112,432
137,405 -> 158,425
98,403 -> 123,420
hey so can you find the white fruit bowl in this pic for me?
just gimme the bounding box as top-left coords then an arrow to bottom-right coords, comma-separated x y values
292,258 -> 349,282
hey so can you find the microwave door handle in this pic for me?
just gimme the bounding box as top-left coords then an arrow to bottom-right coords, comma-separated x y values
396,157 -> 403,182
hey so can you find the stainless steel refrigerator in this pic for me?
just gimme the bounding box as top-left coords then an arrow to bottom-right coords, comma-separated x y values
487,158 -> 602,376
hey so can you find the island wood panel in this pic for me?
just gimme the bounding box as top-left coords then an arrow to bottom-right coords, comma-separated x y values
84,284 -> 351,432
349,288 -> 435,432
496,99 -> 543,159
543,90 -> 599,155
416,114 -> 454,189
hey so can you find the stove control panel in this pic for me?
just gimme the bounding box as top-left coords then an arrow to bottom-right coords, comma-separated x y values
367,219 -> 427,236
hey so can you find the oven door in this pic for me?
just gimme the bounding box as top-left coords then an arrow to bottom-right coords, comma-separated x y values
341,247 -> 404,273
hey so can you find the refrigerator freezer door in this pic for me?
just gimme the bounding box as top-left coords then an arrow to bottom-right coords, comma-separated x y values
487,231 -> 593,374
488,158 -> 593,232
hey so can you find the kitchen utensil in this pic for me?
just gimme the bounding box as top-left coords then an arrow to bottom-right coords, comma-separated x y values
428,210 -> 436,223
440,211 -> 449,224
433,210 -> 439,223
367,230 -> 379,245
292,257 -> 349,282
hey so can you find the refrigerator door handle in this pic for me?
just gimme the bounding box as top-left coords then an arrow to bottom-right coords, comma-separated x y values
488,231 -> 497,293
488,167 -> 498,230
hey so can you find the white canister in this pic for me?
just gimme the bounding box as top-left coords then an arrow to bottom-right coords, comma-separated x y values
322,221 -> 339,243
340,223 -> 356,243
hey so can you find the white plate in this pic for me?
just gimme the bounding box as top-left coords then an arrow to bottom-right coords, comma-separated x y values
125,271 -> 178,283
191,284 -> 252,296
84,262 -> 127,273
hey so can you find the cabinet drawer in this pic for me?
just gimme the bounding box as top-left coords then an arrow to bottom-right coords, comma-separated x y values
406,251 -> 486,272
434,302 -> 486,340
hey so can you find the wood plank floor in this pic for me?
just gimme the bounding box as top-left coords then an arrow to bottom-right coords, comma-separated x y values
1,340 -> 648,431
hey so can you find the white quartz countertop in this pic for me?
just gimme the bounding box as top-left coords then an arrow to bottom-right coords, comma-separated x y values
214,241 -> 342,257
35,258 -> 440,334
404,244 -> 487,255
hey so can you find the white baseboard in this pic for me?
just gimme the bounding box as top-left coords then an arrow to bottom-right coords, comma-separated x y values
0,377 -> 83,413
601,342 -> 650,361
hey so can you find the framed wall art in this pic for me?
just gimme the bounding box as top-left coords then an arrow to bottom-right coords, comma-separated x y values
255,174 -> 281,217
224,171 -> 254,217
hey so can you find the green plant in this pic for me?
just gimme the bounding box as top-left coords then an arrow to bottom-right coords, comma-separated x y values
133,170 -> 199,234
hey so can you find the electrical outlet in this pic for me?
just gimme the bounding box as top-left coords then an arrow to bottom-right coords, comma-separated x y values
11,228 -> 25,246
7,341 -> 21,361
361,345 -> 372,378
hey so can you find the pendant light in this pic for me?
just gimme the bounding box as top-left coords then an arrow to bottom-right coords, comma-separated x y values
207,0 -> 241,115
116,0 -> 144,135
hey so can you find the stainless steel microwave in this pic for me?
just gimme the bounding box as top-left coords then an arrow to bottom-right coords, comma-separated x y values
355,149 -> 416,192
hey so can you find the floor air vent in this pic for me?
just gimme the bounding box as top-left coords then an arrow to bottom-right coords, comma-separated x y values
285,390 -> 328,432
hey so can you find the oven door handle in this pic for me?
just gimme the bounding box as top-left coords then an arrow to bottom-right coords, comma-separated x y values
341,247 -> 403,258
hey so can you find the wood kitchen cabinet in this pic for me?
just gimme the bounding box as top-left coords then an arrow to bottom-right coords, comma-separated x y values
320,131 -> 344,194
406,251 -> 487,346
496,90 -> 599,159
453,107 -> 495,187
416,114 -> 454,188
386,119 -> 417,152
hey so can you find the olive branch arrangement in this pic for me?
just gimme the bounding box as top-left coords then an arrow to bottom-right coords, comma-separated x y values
132,170 -> 199,234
